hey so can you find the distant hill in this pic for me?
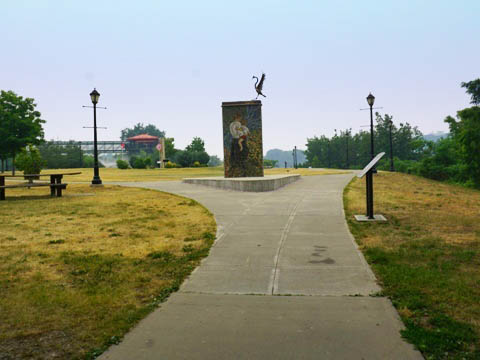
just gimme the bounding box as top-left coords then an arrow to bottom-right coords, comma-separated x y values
423,131 -> 449,142
265,148 -> 306,168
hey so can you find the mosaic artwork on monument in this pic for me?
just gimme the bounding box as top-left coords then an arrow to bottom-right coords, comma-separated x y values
222,100 -> 264,178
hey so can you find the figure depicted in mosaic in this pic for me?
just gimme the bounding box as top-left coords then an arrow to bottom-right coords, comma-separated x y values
229,114 -> 250,170
222,100 -> 264,178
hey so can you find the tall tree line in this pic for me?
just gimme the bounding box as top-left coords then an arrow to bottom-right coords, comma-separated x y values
305,78 -> 480,189
304,115 -> 426,169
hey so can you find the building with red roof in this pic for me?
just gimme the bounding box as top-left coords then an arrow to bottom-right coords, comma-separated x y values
126,134 -> 159,143
126,133 -> 160,153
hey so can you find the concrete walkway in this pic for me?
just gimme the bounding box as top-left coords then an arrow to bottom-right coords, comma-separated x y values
101,174 -> 422,359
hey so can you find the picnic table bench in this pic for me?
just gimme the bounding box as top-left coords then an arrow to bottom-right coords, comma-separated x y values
0,172 -> 81,200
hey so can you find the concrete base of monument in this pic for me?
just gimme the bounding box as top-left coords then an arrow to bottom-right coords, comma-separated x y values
182,174 -> 300,192
354,214 -> 387,222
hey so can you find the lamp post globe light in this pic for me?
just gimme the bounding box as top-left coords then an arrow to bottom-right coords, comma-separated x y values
90,88 -> 102,185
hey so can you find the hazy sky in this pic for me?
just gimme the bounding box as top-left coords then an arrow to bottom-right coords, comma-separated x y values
2,1 -> 479,157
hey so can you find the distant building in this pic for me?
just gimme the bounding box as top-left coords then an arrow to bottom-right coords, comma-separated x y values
126,134 -> 159,154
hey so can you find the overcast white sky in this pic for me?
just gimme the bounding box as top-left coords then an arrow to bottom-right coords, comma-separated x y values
2,1 -> 479,157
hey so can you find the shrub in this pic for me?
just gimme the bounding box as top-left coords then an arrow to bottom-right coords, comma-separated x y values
165,161 -> 180,168
82,155 -> 104,168
15,146 -> 45,177
133,157 -> 146,169
191,151 -> 210,166
129,152 -> 155,169
128,155 -> 137,168
116,159 -> 129,169
193,161 -> 201,167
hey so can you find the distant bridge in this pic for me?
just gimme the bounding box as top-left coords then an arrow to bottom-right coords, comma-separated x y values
51,141 -> 126,154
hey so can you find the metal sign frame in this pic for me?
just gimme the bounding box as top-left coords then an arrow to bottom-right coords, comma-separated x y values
357,152 -> 385,178
355,152 -> 386,221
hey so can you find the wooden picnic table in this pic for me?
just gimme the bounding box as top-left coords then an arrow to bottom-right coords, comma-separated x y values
0,172 -> 81,200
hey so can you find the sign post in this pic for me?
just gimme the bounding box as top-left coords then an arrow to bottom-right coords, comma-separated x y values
354,152 -> 387,222
156,138 -> 166,168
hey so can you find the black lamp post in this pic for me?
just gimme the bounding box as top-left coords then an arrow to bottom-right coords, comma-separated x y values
90,88 -> 102,185
365,93 -> 375,219
388,119 -> 395,172
293,146 -> 298,169
366,93 -> 375,160
345,128 -> 351,169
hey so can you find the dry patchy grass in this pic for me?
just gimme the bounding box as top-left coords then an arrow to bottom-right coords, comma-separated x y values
27,166 -> 351,183
347,171 -> 480,248
0,185 -> 216,359
36,167 -> 225,182
265,168 -> 351,176
344,172 -> 480,359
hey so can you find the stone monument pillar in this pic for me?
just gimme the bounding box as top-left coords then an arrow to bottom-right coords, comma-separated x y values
222,100 -> 264,178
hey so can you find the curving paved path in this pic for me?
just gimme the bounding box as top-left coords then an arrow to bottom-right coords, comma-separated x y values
101,174 -> 422,359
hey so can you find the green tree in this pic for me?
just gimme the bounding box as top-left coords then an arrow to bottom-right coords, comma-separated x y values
15,145 -> 45,176
176,137 -> 210,166
445,107 -> 480,186
0,90 -> 45,174
305,135 -> 330,167
263,159 -> 278,168
82,155 -> 104,168
208,155 -> 222,167
311,155 -> 321,168
305,118 -> 424,170
165,137 -> 177,159
120,123 -> 165,141
175,150 -> 192,167
191,151 -> 209,165
186,137 -> 206,152
38,141 -> 83,169
416,137 -> 464,182
461,78 -> 480,106
374,113 -> 426,162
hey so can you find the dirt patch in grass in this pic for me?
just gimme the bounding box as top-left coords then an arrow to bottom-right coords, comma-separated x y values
344,172 -> 480,359
0,184 -> 216,359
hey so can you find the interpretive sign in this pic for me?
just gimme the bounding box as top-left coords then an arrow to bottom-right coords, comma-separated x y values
357,152 -> 385,178
354,152 -> 387,222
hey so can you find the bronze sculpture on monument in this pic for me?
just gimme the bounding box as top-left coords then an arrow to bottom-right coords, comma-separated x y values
183,73 -> 299,190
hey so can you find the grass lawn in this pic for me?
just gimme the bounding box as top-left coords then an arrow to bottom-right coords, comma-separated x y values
265,168 -> 351,176
0,185 -> 216,359
344,172 -> 480,359
26,167 -> 351,183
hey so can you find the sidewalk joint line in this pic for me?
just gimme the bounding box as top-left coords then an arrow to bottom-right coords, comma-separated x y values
270,195 -> 304,295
